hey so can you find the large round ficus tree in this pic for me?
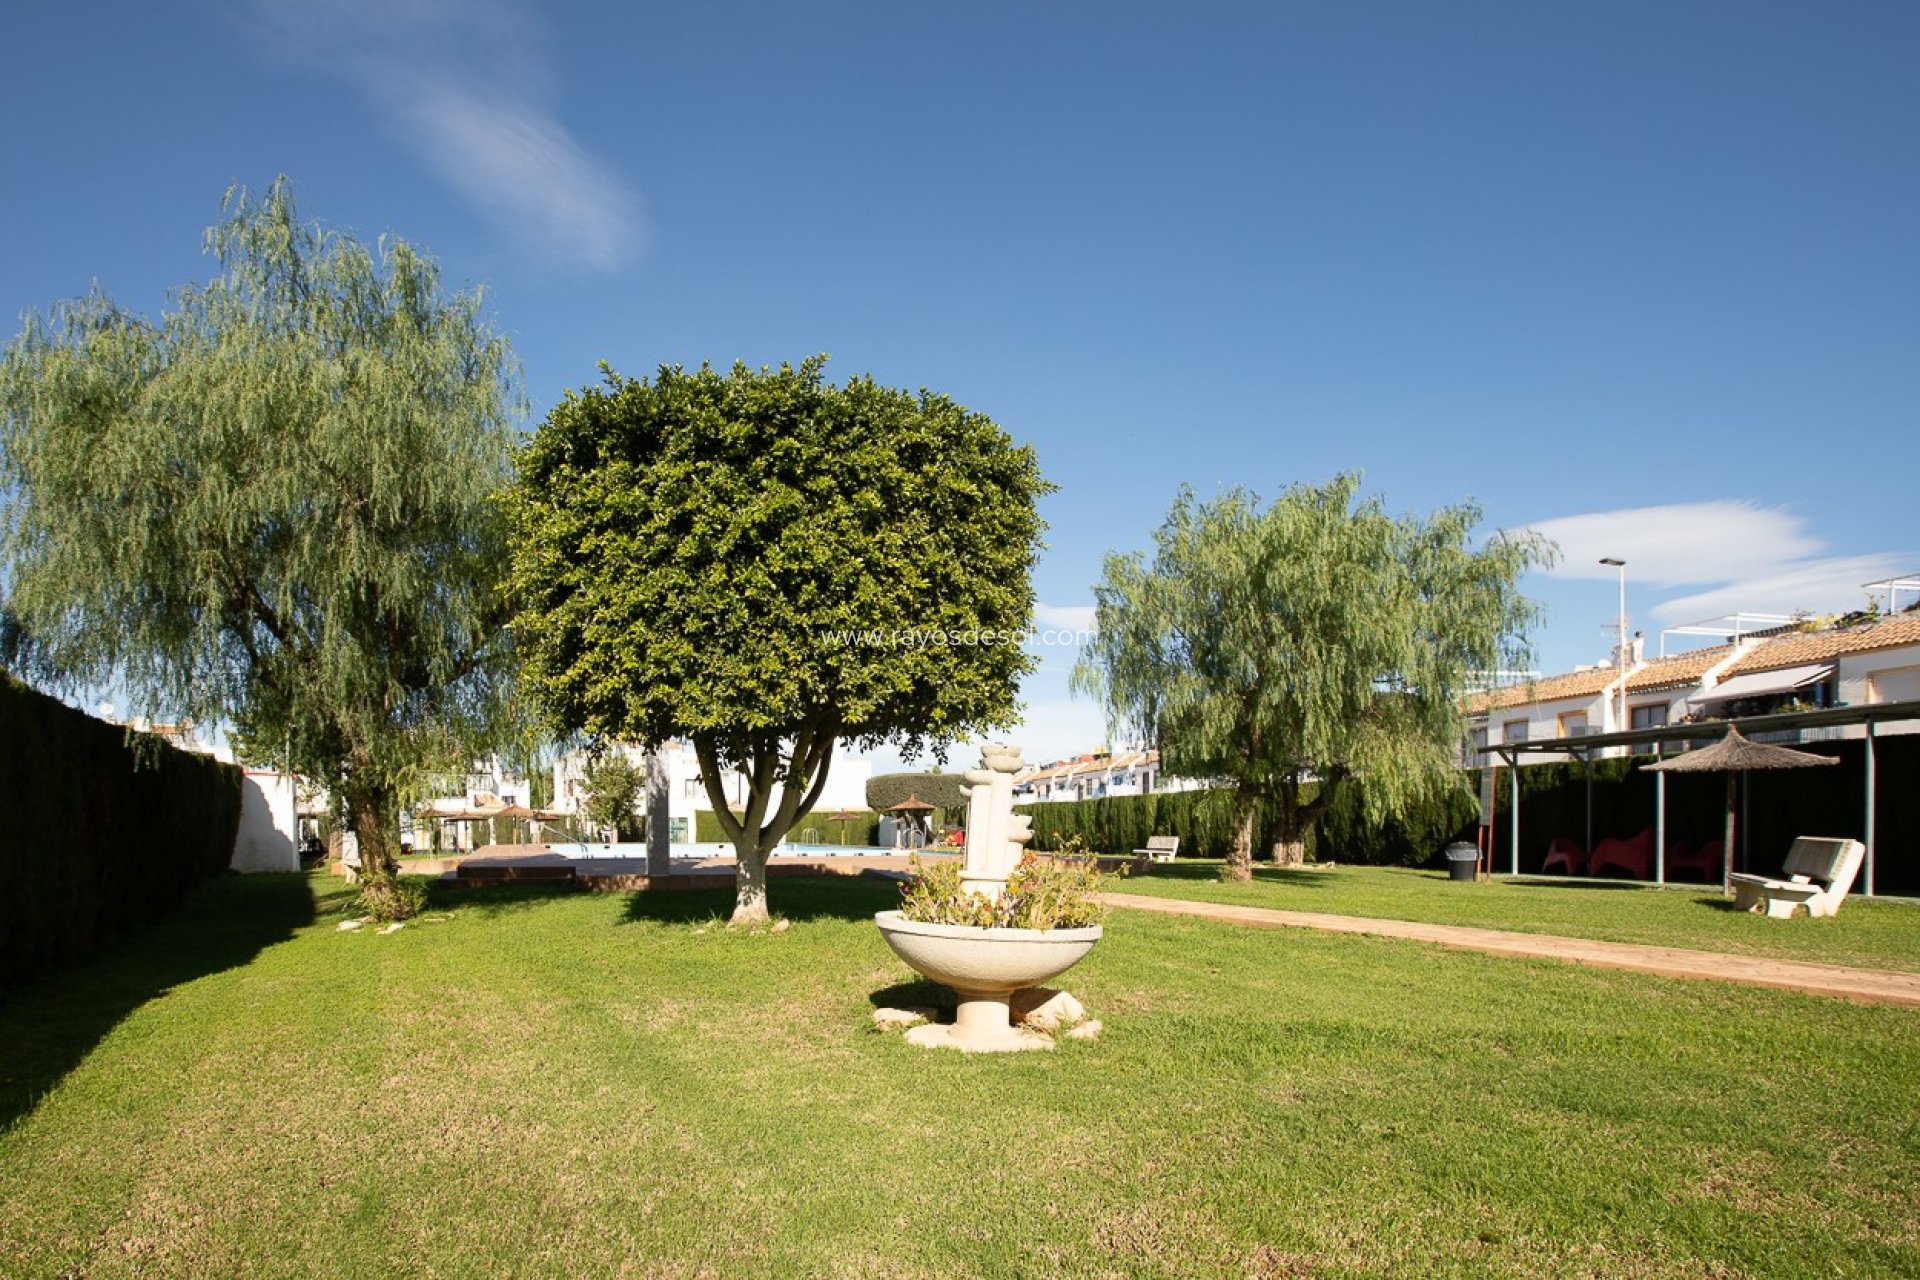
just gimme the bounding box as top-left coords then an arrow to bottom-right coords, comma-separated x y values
0,179 -> 521,883
504,357 -> 1050,924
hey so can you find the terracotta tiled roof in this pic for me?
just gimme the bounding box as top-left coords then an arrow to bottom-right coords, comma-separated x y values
1624,644 -> 1736,693
1468,668 -> 1616,714
1724,613 -> 1920,675
1015,750 -> 1158,785
1464,612 -> 1920,716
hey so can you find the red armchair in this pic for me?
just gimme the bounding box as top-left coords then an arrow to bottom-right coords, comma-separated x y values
1541,837 -> 1587,876
1589,828 -> 1654,880
1667,839 -> 1724,884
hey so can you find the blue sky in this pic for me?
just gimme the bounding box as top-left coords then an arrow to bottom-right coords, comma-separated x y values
4,1 -> 1916,765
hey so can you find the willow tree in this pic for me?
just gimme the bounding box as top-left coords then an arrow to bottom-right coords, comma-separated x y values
1074,474 -> 1550,881
505,357 -> 1049,924
0,179 -> 521,881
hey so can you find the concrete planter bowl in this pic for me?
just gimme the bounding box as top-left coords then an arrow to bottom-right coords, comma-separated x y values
875,909 -> 1102,1052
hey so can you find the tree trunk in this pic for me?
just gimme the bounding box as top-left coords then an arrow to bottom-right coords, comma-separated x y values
645,742 -> 672,878
1270,835 -> 1306,867
730,839 -> 772,926
693,727 -> 837,926
1223,793 -> 1257,882
344,770 -> 397,880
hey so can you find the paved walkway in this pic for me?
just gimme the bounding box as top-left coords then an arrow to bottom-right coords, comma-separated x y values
1098,893 -> 1920,1009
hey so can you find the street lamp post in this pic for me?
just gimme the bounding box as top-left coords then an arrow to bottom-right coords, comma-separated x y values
1599,557 -> 1627,732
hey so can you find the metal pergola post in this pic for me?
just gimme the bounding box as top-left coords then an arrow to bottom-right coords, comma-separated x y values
1865,722 -> 1878,897
1509,749 -> 1521,876
1654,766 -> 1667,887
1583,752 -> 1593,861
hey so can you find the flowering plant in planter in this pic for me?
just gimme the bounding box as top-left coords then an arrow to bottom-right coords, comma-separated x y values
897,836 -> 1115,930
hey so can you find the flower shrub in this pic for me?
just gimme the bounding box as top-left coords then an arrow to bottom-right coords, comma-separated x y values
897,837 -> 1112,930
358,872 -> 429,923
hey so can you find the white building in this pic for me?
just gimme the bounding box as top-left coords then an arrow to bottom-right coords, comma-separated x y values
550,739 -> 875,843
231,768 -> 300,872
1467,609 -> 1920,757
1011,748 -> 1209,804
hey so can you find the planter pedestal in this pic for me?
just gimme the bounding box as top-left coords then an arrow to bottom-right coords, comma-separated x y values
876,910 -> 1101,1053
904,995 -> 1055,1052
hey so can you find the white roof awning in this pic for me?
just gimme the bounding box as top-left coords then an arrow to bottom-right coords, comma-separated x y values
1689,663 -> 1834,708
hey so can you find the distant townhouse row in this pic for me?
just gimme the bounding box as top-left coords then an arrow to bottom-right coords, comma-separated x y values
1466,610 -> 1920,756
1012,748 -> 1210,804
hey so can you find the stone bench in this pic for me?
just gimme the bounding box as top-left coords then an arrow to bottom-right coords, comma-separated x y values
1134,835 -> 1180,863
1729,836 -> 1865,919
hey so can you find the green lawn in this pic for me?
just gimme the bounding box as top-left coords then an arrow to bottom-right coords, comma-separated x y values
3,871 -> 1917,1278
1110,862 -> 1920,974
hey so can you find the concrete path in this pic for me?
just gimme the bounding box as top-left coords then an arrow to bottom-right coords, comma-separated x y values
1099,893 -> 1920,1009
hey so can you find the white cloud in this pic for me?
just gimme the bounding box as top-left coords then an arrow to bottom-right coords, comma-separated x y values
240,0 -> 642,273
1525,501 -> 1823,587
1033,601 -> 1097,632
1522,500 -> 1911,629
1000,699 -> 1112,765
1653,555 -> 1911,623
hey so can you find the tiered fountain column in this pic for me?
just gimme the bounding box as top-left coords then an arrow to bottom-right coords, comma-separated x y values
957,743 -> 1034,900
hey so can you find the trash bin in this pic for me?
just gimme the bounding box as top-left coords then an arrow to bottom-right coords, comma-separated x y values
1443,841 -> 1479,883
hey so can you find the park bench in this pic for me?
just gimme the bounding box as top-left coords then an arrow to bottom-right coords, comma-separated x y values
1134,835 -> 1179,863
1729,836 -> 1865,919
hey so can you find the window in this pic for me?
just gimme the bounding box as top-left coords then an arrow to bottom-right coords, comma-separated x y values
1630,703 -> 1668,730
1502,719 -> 1529,743
1868,665 -> 1920,704
1557,711 -> 1588,738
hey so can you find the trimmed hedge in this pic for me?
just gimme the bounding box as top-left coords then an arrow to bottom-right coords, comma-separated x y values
1016,779 -> 1474,864
1016,737 -> 1920,893
1,676 -> 244,996
866,771 -> 967,817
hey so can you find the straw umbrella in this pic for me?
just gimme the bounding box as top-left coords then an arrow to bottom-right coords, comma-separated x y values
823,808 -> 859,846
1640,727 -> 1838,894
887,795 -> 936,848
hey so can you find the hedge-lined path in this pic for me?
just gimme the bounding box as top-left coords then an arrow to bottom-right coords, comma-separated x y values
1099,892 -> 1920,1008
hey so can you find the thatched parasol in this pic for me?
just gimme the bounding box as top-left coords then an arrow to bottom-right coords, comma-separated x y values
1641,727 -> 1838,894
887,795 -> 935,813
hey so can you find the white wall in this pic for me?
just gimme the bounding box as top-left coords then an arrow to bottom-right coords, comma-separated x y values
232,769 -> 299,873
552,740 -> 877,840
1841,645 -> 1920,737
1841,646 -> 1920,706
1492,692 -> 1608,746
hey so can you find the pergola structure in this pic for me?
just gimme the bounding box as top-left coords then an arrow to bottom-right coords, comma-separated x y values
1483,699 -> 1920,896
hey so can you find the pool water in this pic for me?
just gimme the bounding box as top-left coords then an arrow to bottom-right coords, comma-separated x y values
544,841 -> 903,860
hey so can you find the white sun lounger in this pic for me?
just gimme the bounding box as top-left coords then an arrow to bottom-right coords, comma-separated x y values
1729,837 -> 1865,919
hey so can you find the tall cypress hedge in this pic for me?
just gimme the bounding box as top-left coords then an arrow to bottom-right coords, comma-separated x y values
0,676 -> 244,995
1018,737 -> 1918,893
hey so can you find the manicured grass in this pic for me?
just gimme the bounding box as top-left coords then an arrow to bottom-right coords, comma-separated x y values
3,871 -> 1917,1278
1111,862 -> 1920,973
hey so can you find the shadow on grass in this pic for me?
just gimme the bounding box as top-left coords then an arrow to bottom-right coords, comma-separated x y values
619,872 -> 899,927
1519,877 -> 1661,893
868,978 -> 954,1014
423,879 -> 587,921
0,872 -> 315,1133
1123,861 -> 1338,890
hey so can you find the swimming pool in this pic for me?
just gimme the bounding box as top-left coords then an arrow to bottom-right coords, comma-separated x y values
544,841 -> 904,860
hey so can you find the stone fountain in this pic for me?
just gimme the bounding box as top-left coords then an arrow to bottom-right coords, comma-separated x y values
874,743 -> 1103,1052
